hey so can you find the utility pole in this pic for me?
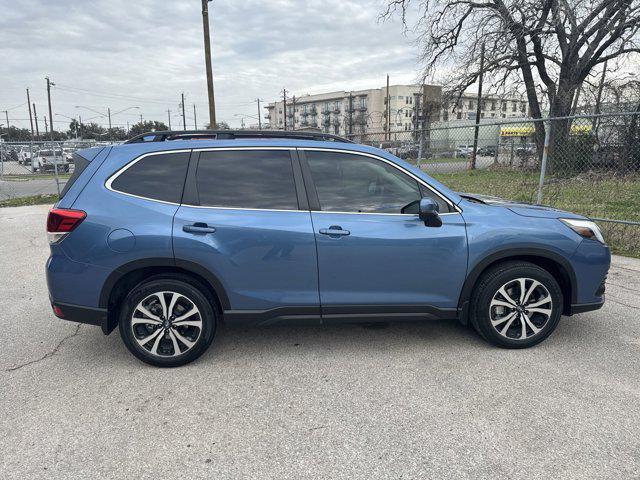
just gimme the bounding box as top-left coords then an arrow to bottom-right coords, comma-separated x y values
348,92 -> 353,135
193,104 -> 198,130
3,111 -> 9,137
140,114 -> 143,123
46,76 -> 55,140
107,107 -> 112,141
470,42 -> 485,170
44,116 -> 48,135
291,95 -> 296,130
385,74 -> 390,141
256,98 -> 262,130
167,109 -> 172,129
181,93 -> 186,130
201,0 -> 216,128
33,103 -> 40,137
282,88 -> 288,131
26,89 -> 34,137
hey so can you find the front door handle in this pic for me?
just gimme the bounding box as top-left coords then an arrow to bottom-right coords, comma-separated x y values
319,225 -> 350,237
183,223 -> 216,234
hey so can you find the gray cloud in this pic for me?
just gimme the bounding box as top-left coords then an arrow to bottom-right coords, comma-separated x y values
0,0 -> 420,129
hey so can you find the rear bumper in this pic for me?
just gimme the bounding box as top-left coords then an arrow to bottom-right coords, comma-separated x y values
51,301 -> 111,334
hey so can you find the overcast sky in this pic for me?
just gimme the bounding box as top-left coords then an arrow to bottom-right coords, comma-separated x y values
0,0 -> 422,130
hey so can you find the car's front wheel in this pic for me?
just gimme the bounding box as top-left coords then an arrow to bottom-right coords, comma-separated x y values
119,276 -> 217,367
470,261 -> 563,348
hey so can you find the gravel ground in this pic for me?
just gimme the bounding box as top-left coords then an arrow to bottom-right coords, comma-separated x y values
1,204 -> 639,479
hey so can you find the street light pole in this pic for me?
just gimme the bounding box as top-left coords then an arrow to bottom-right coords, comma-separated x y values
202,0 -> 217,128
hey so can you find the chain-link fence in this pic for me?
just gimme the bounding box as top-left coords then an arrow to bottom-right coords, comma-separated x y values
347,111 -> 640,256
0,140 -> 109,205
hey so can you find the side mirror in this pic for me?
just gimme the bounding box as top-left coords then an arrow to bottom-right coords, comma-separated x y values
419,198 -> 442,227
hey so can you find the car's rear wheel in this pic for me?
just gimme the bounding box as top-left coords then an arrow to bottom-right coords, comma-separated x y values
470,261 -> 563,348
119,276 -> 216,367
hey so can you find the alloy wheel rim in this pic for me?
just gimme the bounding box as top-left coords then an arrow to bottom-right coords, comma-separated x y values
489,278 -> 553,340
131,291 -> 202,357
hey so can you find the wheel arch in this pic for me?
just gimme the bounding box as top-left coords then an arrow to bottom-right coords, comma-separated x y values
99,258 -> 230,334
458,248 -> 577,323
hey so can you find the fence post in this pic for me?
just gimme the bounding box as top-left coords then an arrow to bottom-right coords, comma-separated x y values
416,126 -> 426,169
29,141 -> 34,173
52,142 -> 61,196
536,118 -> 552,205
493,123 -> 501,165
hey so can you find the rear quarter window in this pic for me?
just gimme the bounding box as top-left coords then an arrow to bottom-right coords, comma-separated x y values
108,151 -> 190,204
59,153 -> 91,199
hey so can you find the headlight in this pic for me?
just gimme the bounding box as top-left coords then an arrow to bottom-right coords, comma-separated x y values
560,218 -> 605,244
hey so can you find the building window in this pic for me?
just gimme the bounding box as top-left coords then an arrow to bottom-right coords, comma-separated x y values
469,100 -> 475,110
491,101 -> 496,111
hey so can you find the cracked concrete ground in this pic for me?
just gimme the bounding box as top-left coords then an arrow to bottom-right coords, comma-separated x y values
1,204 -> 639,479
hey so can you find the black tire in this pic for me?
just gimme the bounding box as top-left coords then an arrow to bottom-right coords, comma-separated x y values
469,261 -> 563,348
119,275 -> 217,367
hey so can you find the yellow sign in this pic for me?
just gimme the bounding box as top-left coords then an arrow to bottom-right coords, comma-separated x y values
500,124 -> 592,137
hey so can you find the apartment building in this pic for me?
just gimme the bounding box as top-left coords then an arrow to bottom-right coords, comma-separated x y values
264,84 -> 528,135
445,94 -> 529,121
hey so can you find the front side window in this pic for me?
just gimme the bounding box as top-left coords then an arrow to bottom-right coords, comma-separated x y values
196,150 -> 298,210
306,151 -> 422,214
110,151 -> 190,203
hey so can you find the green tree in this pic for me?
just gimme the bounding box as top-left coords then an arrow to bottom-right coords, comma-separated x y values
128,121 -> 169,137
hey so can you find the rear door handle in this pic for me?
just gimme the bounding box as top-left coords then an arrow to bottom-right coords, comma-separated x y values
319,225 -> 350,237
183,223 -> 216,234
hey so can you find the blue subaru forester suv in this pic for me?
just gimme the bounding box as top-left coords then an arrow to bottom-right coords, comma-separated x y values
46,130 -> 610,367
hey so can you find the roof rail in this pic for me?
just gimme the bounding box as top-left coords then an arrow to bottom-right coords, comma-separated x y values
123,129 -> 353,144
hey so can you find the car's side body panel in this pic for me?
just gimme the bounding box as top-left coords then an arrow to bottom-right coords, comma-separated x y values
173,206 -> 320,312
310,211 -> 468,309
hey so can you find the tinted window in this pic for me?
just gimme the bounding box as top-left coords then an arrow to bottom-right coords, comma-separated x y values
60,153 -> 91,199
196,150 -> 298,210
307,151 -> 425,213
110,151 -> 190,203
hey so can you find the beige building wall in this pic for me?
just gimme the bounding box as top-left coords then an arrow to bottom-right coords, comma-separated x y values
265,84 -> 527,135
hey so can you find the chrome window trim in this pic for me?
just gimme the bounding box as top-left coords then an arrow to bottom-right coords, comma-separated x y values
105,146 -> 462,217
299,147 -> 461,214
105,149 -> 192,206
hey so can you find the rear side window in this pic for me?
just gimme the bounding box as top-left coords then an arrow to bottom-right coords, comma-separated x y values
109,151 -> 190,203
60,153 -> 91,199
195,150 -> 298,210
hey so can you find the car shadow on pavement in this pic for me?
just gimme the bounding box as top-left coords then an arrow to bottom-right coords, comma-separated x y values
87,319 -> 489,368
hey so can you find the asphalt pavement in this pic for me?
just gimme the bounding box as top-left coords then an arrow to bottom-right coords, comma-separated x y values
1,204 -> 639,479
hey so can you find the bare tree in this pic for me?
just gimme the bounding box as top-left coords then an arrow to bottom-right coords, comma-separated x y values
382,0 -> 640,164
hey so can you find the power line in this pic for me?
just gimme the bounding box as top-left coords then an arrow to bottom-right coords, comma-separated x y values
52,83 -> 255,108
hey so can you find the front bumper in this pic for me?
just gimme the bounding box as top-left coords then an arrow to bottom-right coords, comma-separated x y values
567,298 -> 605,315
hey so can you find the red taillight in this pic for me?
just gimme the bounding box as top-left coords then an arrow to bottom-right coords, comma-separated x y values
47,209 -> 86,243
52,304 -> 65,318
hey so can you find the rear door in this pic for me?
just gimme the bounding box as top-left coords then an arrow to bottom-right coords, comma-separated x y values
173,147 -> 320,321
300,148 -> 468,318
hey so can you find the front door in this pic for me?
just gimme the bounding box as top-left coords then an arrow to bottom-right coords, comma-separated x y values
301,149 -> 467,318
